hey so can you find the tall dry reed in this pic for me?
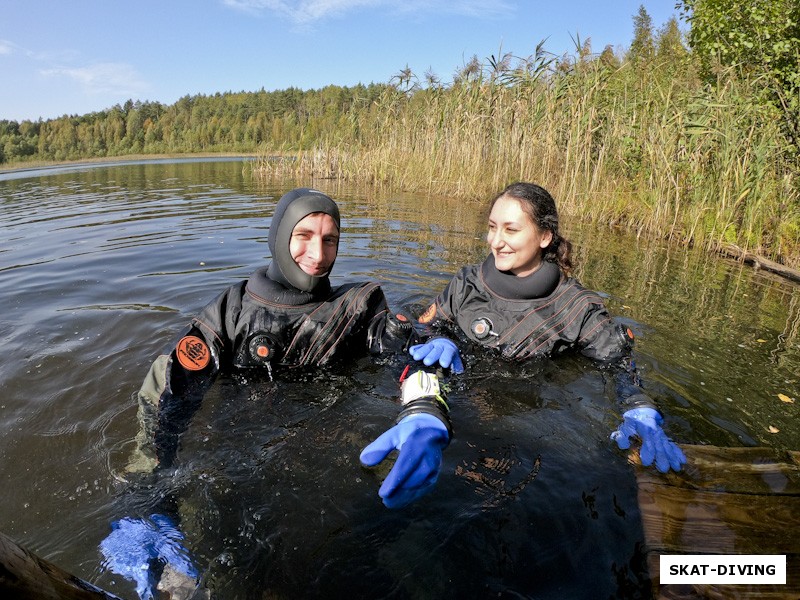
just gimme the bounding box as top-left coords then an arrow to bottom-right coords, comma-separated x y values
254,55 -> 799,267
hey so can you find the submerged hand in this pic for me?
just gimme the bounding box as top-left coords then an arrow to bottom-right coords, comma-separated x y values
360,413 -> 449,509
100,513 -> 198,600
611,407 -> 686,473
409,338 -> 464,373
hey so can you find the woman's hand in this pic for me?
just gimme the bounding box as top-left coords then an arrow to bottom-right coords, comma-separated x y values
409,338 -> 464,373
611,407 -> 687,473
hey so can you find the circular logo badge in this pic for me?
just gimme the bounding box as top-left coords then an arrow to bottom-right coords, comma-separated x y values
176,335 -> 211,371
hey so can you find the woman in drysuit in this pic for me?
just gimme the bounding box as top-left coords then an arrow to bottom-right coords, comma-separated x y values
409,181 -> 686,473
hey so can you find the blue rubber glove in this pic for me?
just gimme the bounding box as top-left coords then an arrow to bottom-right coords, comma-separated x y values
611,407 -> 687,473
360,413 -> 449,509
100,513 -> 198,600
409,337 -> 464,373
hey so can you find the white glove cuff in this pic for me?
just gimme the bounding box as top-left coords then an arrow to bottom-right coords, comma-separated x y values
401,370 -> 441,405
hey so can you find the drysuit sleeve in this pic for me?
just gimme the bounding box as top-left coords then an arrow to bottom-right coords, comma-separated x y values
409,271 -> 479,350
128,285 -> 241,473
366,295 -> 452,432
415,271 -> 464,328
365,292 -> 426,356
575,303 -> 656,412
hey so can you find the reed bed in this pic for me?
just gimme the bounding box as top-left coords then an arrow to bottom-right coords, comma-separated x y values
254,56 -> 800,268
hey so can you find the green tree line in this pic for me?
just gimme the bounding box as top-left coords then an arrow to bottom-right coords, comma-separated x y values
0,84 -> 390,163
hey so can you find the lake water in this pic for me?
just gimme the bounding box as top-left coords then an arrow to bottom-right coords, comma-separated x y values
1,158 -> 798,599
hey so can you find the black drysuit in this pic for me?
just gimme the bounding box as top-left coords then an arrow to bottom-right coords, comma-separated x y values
418,254 -> 655,411
129,188 -> 443,473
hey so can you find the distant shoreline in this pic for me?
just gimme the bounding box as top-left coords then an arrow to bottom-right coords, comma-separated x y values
0,152 -> 259,175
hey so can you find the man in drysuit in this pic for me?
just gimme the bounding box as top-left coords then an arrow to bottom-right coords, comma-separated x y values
102,188 -> 460,599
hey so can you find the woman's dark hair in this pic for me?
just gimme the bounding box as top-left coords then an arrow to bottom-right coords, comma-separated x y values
490,182 -> 574,274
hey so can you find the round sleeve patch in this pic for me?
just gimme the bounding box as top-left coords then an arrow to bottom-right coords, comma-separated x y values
176,335 -> 211,371
418,303 -> 437,324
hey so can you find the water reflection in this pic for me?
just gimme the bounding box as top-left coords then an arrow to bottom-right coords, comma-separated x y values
0,159 -> 798,599
569,222 -> 800,450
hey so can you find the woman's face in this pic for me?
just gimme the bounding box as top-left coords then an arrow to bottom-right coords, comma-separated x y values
487,195 -> 553,277
289,212 -> 340,277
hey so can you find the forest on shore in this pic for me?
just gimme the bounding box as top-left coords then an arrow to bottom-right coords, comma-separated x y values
2,2 -> 799,268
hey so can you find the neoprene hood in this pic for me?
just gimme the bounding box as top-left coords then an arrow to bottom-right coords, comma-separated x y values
267,188 -> 341,293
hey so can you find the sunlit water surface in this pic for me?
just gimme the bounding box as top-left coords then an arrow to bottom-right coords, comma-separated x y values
1,159 -> 798,599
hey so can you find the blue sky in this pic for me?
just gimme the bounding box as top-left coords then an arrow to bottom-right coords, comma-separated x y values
1,1 -> 681,122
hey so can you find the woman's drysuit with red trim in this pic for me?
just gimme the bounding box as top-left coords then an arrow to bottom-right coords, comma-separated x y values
415,254 -> 686,473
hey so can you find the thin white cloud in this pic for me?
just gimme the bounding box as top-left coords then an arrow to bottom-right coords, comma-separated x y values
0,39 -> 60,61
397,0 -> 515,18
222,0 -> 513,23
40,63 -> 150,97
0,39 -> 17,55
222,0 -> 380,22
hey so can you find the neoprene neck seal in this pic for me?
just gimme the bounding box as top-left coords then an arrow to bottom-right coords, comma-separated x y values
479,254 -> 561,300
246,266 -> 321,305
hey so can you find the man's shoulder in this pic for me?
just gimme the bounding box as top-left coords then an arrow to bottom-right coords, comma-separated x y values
331,280 -> 386,303
332,280 -> 384,294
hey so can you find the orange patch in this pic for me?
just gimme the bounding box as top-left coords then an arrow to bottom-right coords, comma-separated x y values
176,335 -> 211,371
626,328 -> 635,340
418,303 -> 437,324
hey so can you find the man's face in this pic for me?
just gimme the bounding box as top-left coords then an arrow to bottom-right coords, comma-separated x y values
289,212 -> 340,277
